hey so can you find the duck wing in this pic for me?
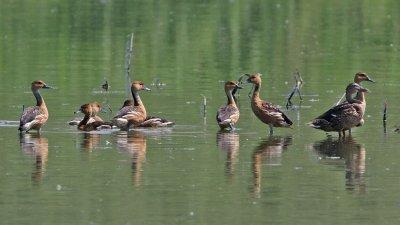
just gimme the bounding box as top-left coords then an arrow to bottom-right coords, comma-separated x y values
216,105 -> 239,125
19,106 -> 40,128
260,101 -> 293,126
310,103 -> 361,130
316,103 -> 356,121
114,106 -> 133,118
138,116 -> 175,127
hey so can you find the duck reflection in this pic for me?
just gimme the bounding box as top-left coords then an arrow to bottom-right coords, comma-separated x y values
251,136 -> 292,197
114,131 -> 147,187
80,133 -> 101,151
19,133 -> 49,184
312,136 -> 366,193
216,131 -> 240,182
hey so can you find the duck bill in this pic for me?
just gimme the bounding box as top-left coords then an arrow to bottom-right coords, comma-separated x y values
366,76 -> 375,83
74,108 -> 82,114
43,84 -> 53,89
143,85 -> 151,91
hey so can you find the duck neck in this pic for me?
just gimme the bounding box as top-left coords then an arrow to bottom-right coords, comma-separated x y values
132,91 -> 142,106
32,88 -> 44,106
252,83 -> 261,101
356,91 -> 365,103
226,89 -> 236,106
78,114 -> 91,129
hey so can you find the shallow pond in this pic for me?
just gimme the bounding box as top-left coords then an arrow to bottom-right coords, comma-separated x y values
1,1 -> 400,225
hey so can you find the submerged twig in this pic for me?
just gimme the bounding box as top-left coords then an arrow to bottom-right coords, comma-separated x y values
125,33 -> 134,98
235,73 -> 252,99
200,94 -> 207,117
383,100 -> 387,122
101,80 -> 109,92
286,70 -> 304,109
383,100 -> 387,134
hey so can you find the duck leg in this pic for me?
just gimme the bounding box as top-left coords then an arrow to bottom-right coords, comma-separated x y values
229,123 -> 235,131
268,124 -> 274,136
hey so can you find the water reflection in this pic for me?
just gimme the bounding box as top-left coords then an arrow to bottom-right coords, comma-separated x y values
312,136 -> 366,193
251,136 -> 292,198
19,133 -> 49,184
80,133 -> 101,151
216,131 -> 240,182
114,131 -> 147,187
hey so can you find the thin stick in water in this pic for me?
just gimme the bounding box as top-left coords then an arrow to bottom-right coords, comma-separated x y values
125,33 -> 134,98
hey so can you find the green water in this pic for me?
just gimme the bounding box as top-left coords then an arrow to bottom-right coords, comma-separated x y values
1,1 -> 400,224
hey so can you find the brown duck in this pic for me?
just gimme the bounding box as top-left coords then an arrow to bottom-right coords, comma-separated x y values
309,83 -> 369,137
246,73 -> 293,135
339,72 -> 374,104
113,81 -> 150,130
69,102 -> 105,126
77,103 -> 112,131
117,99 -> 174,128
216,81 -> 242,130
19,80 -> 53,132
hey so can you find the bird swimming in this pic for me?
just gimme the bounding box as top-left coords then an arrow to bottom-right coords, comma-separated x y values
117,100 -> 174,128
246,73 -> 293,135
68,102 -> 105,126
76,103 -> 112,131
19,80 -> 53,133
309,83 -> 370,137
112,81 -> 150,130
216,81 -> 242,130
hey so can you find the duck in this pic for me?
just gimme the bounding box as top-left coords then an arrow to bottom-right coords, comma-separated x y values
216,81 -> 242,130
68,102 -> 105,126
340,72 -> 374,104
112,81 -> 150,130
309,83 -> 369,137
77,103 -> 112,131
117,100 -> 174,128
245,73 -> 293,135
19,80 -> 53,132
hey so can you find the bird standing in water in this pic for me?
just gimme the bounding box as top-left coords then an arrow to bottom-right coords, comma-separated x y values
216,81 -> 242,130
246,73 -> 293,135
309,83 -> 370,137
19,80 -> 53,133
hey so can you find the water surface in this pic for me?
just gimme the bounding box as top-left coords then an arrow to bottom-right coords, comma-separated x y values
1,1 -> 400,225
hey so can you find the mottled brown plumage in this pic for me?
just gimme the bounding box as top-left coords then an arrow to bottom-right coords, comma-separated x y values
310,83 -> 369,136
19,80 -> 52,132
118,97 -> 174,128
77,103 -> 112,131
246,73 -> 293,135
216,81 -> 241,130
113,81 -> 150,130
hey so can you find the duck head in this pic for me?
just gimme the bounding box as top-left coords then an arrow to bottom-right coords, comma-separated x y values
76,103 -> 92,115
346,83 -> 370,94
354,72 -> 374,83
31,80 -> 53,90
75,102 -> 107,116
246,73 -> 262,85
131,81 -> 151,92
225,80 -> 242,92
121,99 -> 133,109
345,83 -> 370,103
